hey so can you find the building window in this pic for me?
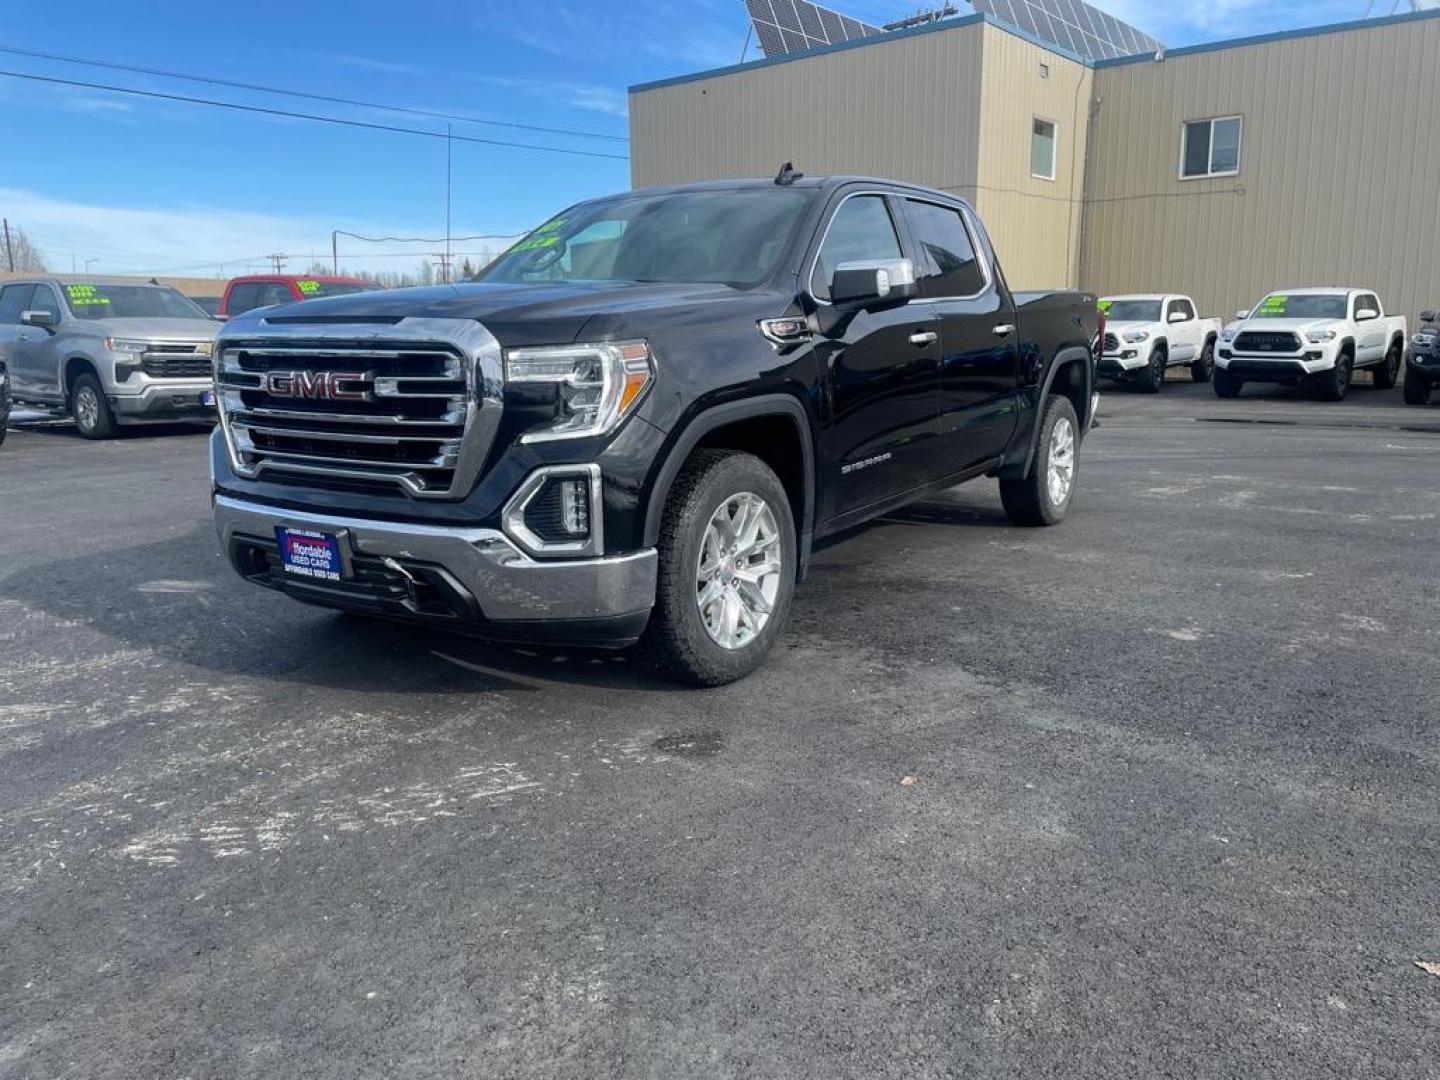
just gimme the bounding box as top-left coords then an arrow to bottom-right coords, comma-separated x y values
1181,115 -> 1242,178
1031,118 -> 1056,181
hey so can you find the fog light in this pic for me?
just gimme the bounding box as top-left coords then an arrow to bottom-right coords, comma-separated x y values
560,478 -> 589,535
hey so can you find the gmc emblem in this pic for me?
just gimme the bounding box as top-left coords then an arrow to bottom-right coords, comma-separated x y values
264,370 -> 369,401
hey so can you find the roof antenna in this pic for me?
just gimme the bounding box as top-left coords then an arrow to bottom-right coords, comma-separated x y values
774,161 -> 804,186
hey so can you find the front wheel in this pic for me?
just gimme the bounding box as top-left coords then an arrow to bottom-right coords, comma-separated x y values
1213,366 -> 1243,398
1372,344 -> 1401,389
1316,353 -> 1352,401
1404,371 -> 1432,406
71,372 -> 118,439
637,449 -> 796,687
1138,348 -> 1166,393
1191,340 -> 1215,383
1000,395 -> 1079,527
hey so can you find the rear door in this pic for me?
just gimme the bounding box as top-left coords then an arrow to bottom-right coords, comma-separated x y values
901,196 -> 1018,471
810,189 -> 943,517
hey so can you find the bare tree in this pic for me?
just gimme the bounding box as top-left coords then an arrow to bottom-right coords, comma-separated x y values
4,225 -> 47,272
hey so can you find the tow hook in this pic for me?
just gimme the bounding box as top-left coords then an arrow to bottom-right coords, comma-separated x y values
382,556 -> 420,605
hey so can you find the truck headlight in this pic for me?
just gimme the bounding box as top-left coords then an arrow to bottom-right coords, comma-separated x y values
1413,332 -> 1437,347
505,341 -> 653,443
1306,329 -> 1338,343
1122,330 -> 1150,343
1220,328 -> 1237,342
105,337 -> 148,354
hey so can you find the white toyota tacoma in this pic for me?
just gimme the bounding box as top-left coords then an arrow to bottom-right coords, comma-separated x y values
1098,294 -> 1222,392
1215,287 -> 1406,401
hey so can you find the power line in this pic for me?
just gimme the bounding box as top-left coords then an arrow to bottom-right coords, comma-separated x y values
0,44 -> 629,143
0,69 -> 630,162
332,229 -> 526,244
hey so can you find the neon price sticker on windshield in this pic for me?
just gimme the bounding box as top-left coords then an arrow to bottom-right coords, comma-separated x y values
511,234 -> 562,253
1258,296 -> 1288,315
1097,299 -> 1112,313
296,279 -> 321,295
66,284 -> 111,305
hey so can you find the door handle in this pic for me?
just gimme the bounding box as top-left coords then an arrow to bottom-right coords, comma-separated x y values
992,324 -> 1015,337
908,331 -> 938,347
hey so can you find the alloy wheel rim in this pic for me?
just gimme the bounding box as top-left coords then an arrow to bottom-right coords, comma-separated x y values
1047,416 -> 1075,506
695,491 -> 782,651
77,388 -> 98,430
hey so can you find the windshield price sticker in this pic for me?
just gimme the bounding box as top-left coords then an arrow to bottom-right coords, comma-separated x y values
1258,296 -> 1288,315
1097,299 -> 1112,313
510,217 -> 568,254
296,279 -> 321,295
66,283 -> 110,305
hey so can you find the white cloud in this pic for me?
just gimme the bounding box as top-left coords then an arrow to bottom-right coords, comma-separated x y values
0,189 -> 528,278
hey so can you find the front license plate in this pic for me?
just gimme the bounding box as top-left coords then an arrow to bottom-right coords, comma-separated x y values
201,389 -> 216,407
275,527 -> 350,581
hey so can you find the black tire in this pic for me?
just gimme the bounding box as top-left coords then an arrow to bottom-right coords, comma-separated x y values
1372,343 -> 1401,389
637,449 -> 797,687
1191,339 -> 1216,383
1315,351 -> 1352,401
999,394 -> 1079,527
1403,370 -> 1432,406
1213,365 -> 1243,398
0,419 -> 7,446
71,372 -> 118,439
1137,346 -> 1166,393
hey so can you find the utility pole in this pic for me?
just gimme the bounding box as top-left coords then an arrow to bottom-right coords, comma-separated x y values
267,253 -> 287,273
2,218 -> 14,272
331,230 -> 339,275
444,123 -> 453,283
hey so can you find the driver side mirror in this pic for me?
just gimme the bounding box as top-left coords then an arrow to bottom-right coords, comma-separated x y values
1235,309 -> 1250,319
1168,310 -> 1188,323
1356,308 -> 1378,322
830,259 -> 918,310
20,309 -> 56,331
1421,310 -> 1437,323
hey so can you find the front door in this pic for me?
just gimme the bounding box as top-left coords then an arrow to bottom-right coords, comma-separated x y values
901,196 -> 1019,471
18,283 -> 65,399
0,284 -> 43,400
1165,297 -> 1198,362
811,191 -> 943,516
1354,293 -> 1386,364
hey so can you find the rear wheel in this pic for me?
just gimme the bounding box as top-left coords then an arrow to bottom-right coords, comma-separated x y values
1404,371 -> 1432,406
637,449 -> 796,686
1138,347 -> 1166,393
1372,343 -> 1401,389
71,372 -> 118,439
1191,339 -> 1215,383
1213,366 -> 1243,398
999,395 -> 1078,527
1316,352 -> 1352,401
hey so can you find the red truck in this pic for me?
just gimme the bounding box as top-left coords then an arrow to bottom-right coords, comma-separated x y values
218,275 -> 373,318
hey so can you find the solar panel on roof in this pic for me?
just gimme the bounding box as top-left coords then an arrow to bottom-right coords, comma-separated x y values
746,0 -> 884,57
970,0 -> 1162,59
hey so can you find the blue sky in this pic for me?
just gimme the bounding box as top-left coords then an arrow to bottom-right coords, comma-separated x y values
0,0 -> 1402,277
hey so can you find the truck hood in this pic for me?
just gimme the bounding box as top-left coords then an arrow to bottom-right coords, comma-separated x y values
1235,318 -> 1338,334
237,280 -> 760,347
1104,319 -> 1159,334
81,316 -> 220,341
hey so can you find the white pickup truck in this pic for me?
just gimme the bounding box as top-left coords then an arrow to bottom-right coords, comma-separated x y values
1097,294 -> 1222,392
1215,287 -> 1406,401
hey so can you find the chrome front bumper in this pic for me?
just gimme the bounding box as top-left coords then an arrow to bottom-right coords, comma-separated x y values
213,494 -> 657,625
111,379 -> 215,420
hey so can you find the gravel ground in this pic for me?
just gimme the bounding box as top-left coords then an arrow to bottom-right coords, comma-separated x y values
2,382 -> 1438,1079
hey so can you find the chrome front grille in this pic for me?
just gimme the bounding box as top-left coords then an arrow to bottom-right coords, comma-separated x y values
140,342 -> 212,378
1233,331 -> 1302,354
213,319 -> 503,499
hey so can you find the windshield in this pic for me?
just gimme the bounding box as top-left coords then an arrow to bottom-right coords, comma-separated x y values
1251,293 -> 1348,320
478,188 -> 814,288
1101,299 -> 1162,322
63,283 -> 207,320
294,280 -> 369,298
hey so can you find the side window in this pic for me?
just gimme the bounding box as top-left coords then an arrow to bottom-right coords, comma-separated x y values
905,199 -> 986,298
1166,298 -> 1192,322
29,284 -> 62,320
227,283 -> 263,314
1179,298 -> 1196,320
0,284 -> 34,324
811,194 -> 902,301
1363,294 -> 1381,318
260,283 -> 294,307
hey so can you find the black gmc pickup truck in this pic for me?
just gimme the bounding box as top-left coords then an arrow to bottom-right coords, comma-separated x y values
210,174 -> 1100,684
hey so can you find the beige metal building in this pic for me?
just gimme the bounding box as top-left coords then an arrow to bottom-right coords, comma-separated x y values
630,8 -> 1440,321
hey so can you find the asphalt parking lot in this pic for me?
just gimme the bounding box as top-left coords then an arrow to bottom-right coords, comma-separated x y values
3,381 -> 1439,1079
